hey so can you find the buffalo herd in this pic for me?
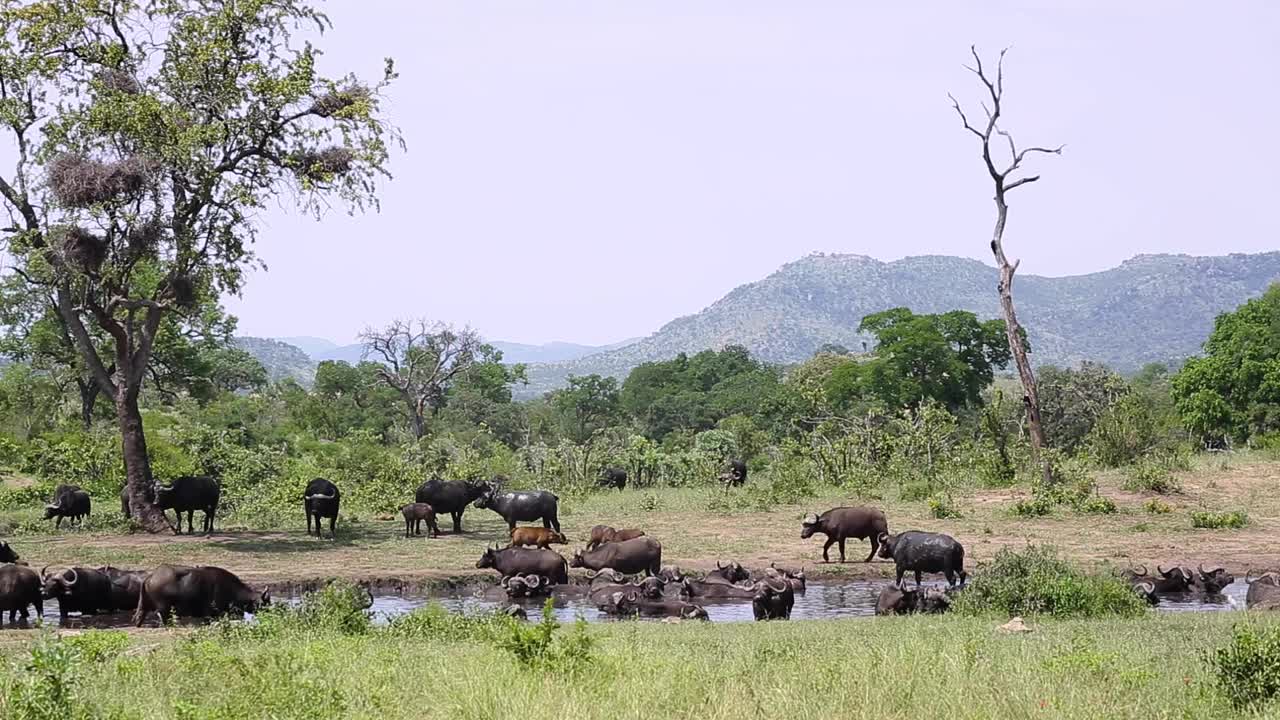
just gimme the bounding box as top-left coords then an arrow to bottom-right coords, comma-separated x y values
2,470 -> 1271,629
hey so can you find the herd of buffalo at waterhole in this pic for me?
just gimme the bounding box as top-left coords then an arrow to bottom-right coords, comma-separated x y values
2,466 -> 1279,628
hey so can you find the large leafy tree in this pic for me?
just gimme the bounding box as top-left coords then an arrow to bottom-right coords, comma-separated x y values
0,0 -> 399,530
1172,285 -> 1280,445
548,374 -> 622,444
825,308 -> 1012,411
1036,362 -> 1128,453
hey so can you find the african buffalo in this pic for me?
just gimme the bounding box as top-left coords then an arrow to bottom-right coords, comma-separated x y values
134,564 -> 268,626
877,531 -> 967,588
302,478 -> 341,538
101,567 -> 146,611
0,542 -> 18,564
1192,565 -> 1234,594
586,525 -> 645,551
600,589 -> 709,620
401,503 -> 440,538
764,563 -> 807,594
1246,570 -> 1280,610
704,561 -> 752,585
501,574 -> 555,599
415,478 -> 490,533
874,585 -> 953,616
599,467 -> 628,490
41,566 -> 135,619
570,536 -> 662,576
801,506 -> 889,563
0,563 -> 42,625
475,546 -> 569,584
154,476 -> 221,535
475,489 -> 561,532
680,576 -> 757,600
751,577 -> 794,620
510,527 -> 567,549
719,459 -> 748,488
45,485 -> 91,529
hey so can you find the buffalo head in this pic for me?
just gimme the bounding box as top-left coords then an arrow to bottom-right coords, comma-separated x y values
715,560 -> 751,584
876,532 -> 896,560
568,551 -> 586,569
1133,580 -> 1158,605
639,576 -> 665,599
42,497 -> 61,519
800,513 -> 820,539
0,541 -> 19,564
40,566 -> 78,598
476,546 -> 499,570
1197,564 -> 1234,594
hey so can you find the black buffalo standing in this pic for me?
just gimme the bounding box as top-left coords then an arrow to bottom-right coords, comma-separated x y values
475,546 -> 569,584
415,478 -> 490,534
720,460 -> 748,488
44,485 -> 91,529
877,531 -> 968,588
801,506 -> 889,563
0,563 -> 42,625
154,476 -> 221,535
302,478 -> 341,538
599,467 -> 628,490
475,489 -> 561,533
0,541 -> 18,564
134,564 -> 268,626
41,566 -> 139,620
751,577 -> 795,621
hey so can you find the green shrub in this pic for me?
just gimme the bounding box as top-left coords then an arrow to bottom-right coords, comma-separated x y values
496,600 -> 595,674
2,632 -> 95,720
953,545 -> 1148,618
1011,494 -> 1055,518
1207,623 -> 1280,710
1123,454 -> 1183,494
927,494 -> 962,519
383,603 -> 507,643
1191,510 -> 1248,529
216,582 -> 372,640
1074,494 -> 1117,515
1144,498 -> 1172,515
900,481 -> 932,502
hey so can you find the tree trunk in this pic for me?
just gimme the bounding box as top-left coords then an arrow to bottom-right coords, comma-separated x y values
990,193 -> 1053,485
116,390 -> 172,533
78,378 -> 100,431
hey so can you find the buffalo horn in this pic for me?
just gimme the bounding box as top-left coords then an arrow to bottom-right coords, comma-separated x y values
65,567 -> 78,586
1247,568 -> 1260,584
765,577 -> 787,593
1157,565 -> 1172,578
626,589 -> 639,603
500,576 -> 510,588
305,492 -> 336,501
1179,567 -> 1192,582
40,565 -> 50,579
1137,581 -> 1155,595
716,561 -> 724,570
1133,564 -> 1149,577
45,502 -> 59,510
527,575 -> 541,589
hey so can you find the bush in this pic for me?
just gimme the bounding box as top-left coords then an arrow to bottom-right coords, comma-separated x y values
1123,453 -> 1184,494
1143,498 -> 1172,515
2,632 -> 95,720
496,600 -> 595,674
1011,493 -> 1055,518
216,582 -> 372,640
1191,510 -> 1248,530
900,481 -> 932,502
1207,623 -> 1280,710
384,603 -> 508,643
1074,494 -> 1117,515
953,545 -> 1148,618
927,494 -> 962,519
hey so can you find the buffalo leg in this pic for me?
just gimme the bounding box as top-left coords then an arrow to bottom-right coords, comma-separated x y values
895,568 -> 906,587
404,519 -> 411,538
865,536 -> 879,563
945,570 -> 957,588
428,518 -> 440,538
328,514 -> 336,538
549,513 -> 561,533
914,570 -> 923,588
451,512 -> 462,533
55,515 -> 63,530
822,538 -> 835,563
838,539 -> 847,563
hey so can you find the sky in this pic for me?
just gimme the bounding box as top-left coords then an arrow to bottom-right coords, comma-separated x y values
224,1 -> 1280,346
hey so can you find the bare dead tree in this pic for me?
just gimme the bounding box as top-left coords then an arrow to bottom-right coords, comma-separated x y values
949,46 -> 1063,484
360,320 -> 483,439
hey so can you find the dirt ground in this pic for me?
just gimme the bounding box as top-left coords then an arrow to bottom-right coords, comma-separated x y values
9,454 -> 1278,591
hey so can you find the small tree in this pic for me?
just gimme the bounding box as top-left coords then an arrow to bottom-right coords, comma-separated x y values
0,1 -> 400,531
360,320 -> 489,439
949,46 -> 1062,483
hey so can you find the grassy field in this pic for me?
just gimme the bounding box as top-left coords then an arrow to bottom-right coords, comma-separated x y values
1,608 -> 1279,719
1,453 -> 1274,590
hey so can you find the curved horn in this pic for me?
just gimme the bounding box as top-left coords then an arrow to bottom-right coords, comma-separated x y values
1247,568 -> 1260,584
716,561 -> 724,570
585,569 -> 599,580
304,492 -> 337,501
64,567 -> 78,586
765,577 -> 787,593
1179,567 -> 1192,582
1157,565 -> 1171,578
1133,564 -> 1148,577
500,576 -> 510,588
1137,581 -> 1155,595
40,565 -> 50,579
626,589 -> 639,603
45,501 -> 59,510
1211,566 -> 1226,575
527,575 -> 541,589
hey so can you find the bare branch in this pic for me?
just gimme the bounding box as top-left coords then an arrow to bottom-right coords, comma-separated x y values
1004,175 -> 1041,192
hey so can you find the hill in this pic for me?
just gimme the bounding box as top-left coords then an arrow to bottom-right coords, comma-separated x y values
232,337 -> 316,386
519,252 -> 1280,397
302,337 -> 640,366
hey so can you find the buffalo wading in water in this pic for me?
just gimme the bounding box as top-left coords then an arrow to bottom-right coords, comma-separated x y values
302,478 -> 341,538
133,565 -> 268,626
44,484 -> 91,529
509,526 -> 568,549
585,525 -> 646,551
1246,570 -> 1280,610
801,506 -> 889,563
475,488 -> 561,533
0,563 -> 42,626
877,530 -> 968,588
751,576 -> 795,621
1193,565 -> 1234,594
153,476 -> 221,535
601,589 -> 709,620
500,574 -> 555,599
415,478 -> 490,533
41,566 -> 138,619
475,545 -> 569,584
570,536 -> 663,576
874,585 -> 954,616
401,503 -> 440,538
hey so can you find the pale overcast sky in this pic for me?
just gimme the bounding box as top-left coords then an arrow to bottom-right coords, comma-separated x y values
224,1 -> 1280,346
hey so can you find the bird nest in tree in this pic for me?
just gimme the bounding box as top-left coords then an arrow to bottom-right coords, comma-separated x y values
48,154 -> 155,208
125,219 -> 163,259
95,68 -> 141,95
168,274 -> 197,309
292,147 -> 354,181
58,226 -> 108,274
308,85 -> 370,118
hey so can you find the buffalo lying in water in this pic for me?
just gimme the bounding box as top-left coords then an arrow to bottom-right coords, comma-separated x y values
1246,570 -> 1280,610
875,585 -> 954,616
599,589 -> 709,621
501,574 -> 555,599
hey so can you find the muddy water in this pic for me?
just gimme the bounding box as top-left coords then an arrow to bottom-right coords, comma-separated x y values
16,579 -> 1250,630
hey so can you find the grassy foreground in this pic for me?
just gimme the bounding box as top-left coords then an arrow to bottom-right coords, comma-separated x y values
3,453 -> 1277,589
1,610 -> 1278,719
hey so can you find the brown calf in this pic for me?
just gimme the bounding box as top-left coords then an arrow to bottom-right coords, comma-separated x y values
585,525 -> 646,551
509,526 -> 568,549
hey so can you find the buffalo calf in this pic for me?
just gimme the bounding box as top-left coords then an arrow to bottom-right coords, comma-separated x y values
401,503 -> 440,538
510,526 -> 567,549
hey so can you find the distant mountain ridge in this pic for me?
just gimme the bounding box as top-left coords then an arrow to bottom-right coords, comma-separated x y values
518,251 -> 1280,397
